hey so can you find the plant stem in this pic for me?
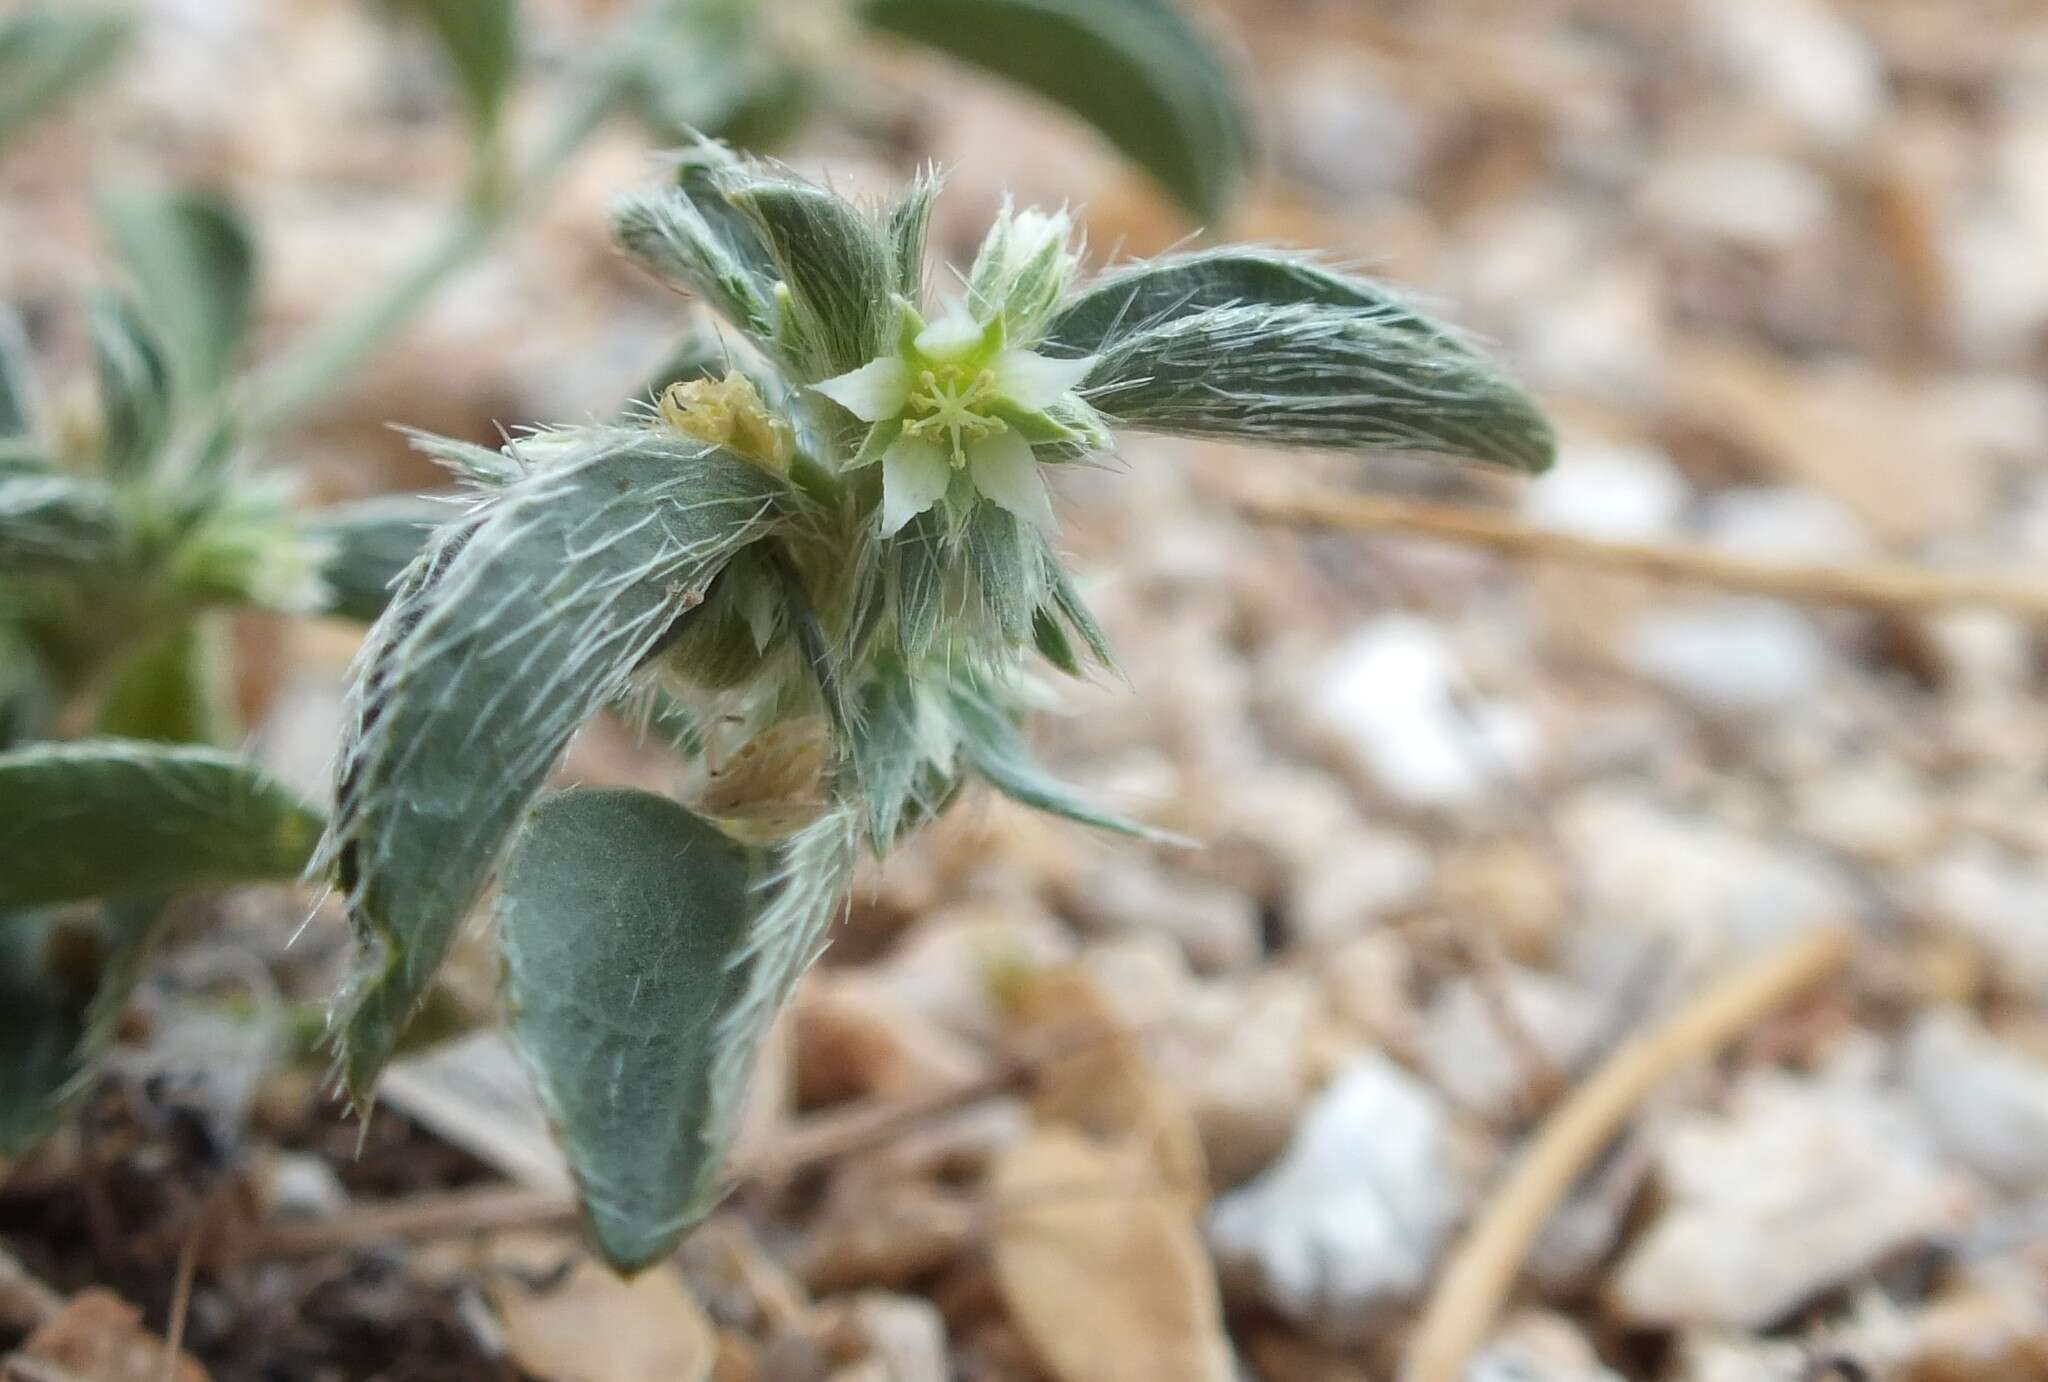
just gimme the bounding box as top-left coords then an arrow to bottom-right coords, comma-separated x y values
240,72 -> 625,437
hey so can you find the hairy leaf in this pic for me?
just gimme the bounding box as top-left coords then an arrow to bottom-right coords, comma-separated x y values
720,171 -> 896,381
1076,294 -> 1554,473
860,0 -> 1248,222
0,741 -> 321,909
1044,249 -> 1441,357
947,683 -> 1172,840
89,295 -> 172,480
849,659 -> 955,850
0,7 -> 132,154
324,432 -> 788,1099
885,169 -> 940,300
497,788 -> 750,1269
102,188 -> 257,401
393,0 -> 518,136
499,789 -> 856,1269
0,898 -> 163,1158
613,147 -> 779,343
305,494 -> 448,623
0,472 -> 118,575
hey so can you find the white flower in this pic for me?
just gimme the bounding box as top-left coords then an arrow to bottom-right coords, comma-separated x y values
811,297 -> 1098,536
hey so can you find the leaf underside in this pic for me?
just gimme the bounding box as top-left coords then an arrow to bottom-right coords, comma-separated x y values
323,434 -> 787,1100
499,788 -> 857,1270
1045,250 -> 1555,473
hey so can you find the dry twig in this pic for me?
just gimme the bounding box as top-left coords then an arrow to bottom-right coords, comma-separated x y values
1242,485 -> 2048,621
240,1046 -> 1051,1260
1401,926 -> 1855,1382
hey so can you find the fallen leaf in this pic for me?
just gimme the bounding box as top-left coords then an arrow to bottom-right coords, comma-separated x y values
487,1256 -> 716,1382
10,1288 -> 207,1382
990,1128 -> 1232,1382
1005,966 -> 1208,1205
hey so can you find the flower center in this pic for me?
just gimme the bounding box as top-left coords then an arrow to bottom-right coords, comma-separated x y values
901,365 -> 1003,468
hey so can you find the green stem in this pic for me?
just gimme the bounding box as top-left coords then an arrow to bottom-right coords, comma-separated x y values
240,75 -> 626,437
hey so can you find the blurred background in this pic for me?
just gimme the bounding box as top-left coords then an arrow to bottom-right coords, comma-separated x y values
3,1 -> 2047,1378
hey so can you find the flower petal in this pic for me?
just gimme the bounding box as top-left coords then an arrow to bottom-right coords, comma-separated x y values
968,429 -> 1056,532
914,299 -> 984,362
812,356 -> 912,422
881,436 -> 953,535
993,348 -> 1095,411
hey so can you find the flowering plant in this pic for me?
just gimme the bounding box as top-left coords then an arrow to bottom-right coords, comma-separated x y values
319,141 -> 1554,1268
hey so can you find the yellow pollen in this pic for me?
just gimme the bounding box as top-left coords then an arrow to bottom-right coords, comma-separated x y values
901,365 -> 1003,467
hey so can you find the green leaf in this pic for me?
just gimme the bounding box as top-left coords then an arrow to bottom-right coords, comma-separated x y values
499,789 -> 856,1270
392,0 -> 518,137
0,7 -> 132,155
613,145 -> 780,344
325,431 -> 788,1100
0,898 -> 164,1159
618,0 -> 810,149
720,170 -> 897,381
304,494 -> 447,623
0,471 -> 119,575
101,188 -> 257,400
848,658 -> 955,851
497,788 -> 749,1269
89,295 -> 172,480
859,0 -> 1249,223
0,740 -> 321,910
886,169 -> 940,300
1051,252 -> 1555,473
95,620 -> 225,744
1044,248 -> 1441,357
946,682 -> 1174,841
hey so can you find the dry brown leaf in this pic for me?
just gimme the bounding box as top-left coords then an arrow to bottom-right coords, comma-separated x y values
1666,345 -> 1992,541
990,1128 -> 1232,1382
1005,966 -> 1209,1205
487,1257 -> 716,1382
9,1288 -> 208,1382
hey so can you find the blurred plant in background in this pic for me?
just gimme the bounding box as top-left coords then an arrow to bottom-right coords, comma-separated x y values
0,0 -> 1252,1166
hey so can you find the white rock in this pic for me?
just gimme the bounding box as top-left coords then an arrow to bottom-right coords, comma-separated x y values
1667,1334 -> 1817,1382
1695,486 -> 1875,561
1790,761 -> 1939,864
1469,1311 -> 1625,1382
1610,1075 -> 1973,1328
867,906 -> 1075,1043
1621,597 -> 1830,715
1905,1009 -> 2048,1193
1521,442 -> 1692,541
257,1151 -> 349,1219
1208,1056 -> 1465,1344
1154,975 -> 1320,1188
1419,969 -> 1605,1122
1561,791 -> 1855,959
1691,0 -> 1885,146
841,1292 -> 948,1382
1910,842 -> 2048,998
1642,155 -> 1833,250
1300,616 -> 1542,812
1285,830 -> 1433,950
